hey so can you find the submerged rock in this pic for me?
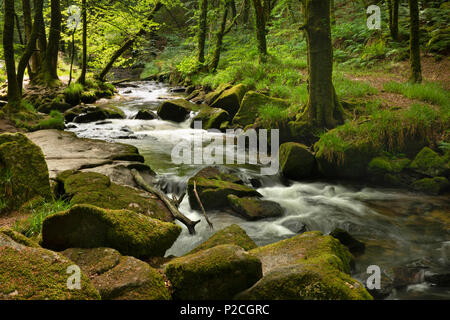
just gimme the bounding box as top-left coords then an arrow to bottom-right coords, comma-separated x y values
227,195 -> 284,221
330,228 -> 365,256
279,142 -> 316,180
236,231 -> 372,300
134,109 -> 158,120
210,84 -> 248,117
188,224 -> 257,254
0,233 -> 100,300
187,167 -> 261,211
62,248 -> 170,300
42,204 -> 181,258
165,244 -> 262,300
157,99 -> 198,122
0,133 -> 52,214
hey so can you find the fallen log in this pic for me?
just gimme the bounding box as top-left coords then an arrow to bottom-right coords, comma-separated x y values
193,181 -> 214,230
131,169 -> 200,235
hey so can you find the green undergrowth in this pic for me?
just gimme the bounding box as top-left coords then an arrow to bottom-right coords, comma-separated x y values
383,81 -> 450,107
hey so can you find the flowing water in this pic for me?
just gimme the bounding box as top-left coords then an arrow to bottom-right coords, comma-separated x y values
67,81 -> 450,300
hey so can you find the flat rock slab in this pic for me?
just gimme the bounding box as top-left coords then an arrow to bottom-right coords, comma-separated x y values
26,129 -> 154,188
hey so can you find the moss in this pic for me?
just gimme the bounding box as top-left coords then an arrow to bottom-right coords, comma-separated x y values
0,227 -> 40,248
236,231 -> 372,300
165,244 -> 262,300
109,153 -> 145,162
227,195 -> 284,221
210,84 -> 248,117
204,83 -> 232,105
279,142 -> 316,180
57,171 -> 171,221
157,99 -> 199,122
411,176 -> 449,195
233,91 -> 289,127
80,90 -> 98,104
367,156 -> 411,184
64,105 -> 124,123
0,133 -> 52,214
188,224 -> 257,254
61,247 -> 121,276
190,106 -> 229,129
409,147 -> 449,177
42,204 -> 182,258
0,244 -> 100,300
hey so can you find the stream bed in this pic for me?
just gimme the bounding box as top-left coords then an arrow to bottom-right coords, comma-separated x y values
66,81 -> 450,300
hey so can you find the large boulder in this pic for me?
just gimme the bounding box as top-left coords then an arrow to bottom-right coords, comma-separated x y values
279,142 -> 316,180
62,248 -> 170,300
367,156 -> 412,185
330,228 -> 365,256
0,133 -> 52,214
56,171 -> 173,222
164,244 -> 262,300
157,99 -> 198,122
64,105 -> 125,123
187,167 -> 261,211
236,231 -> 372,300
188,224 -> 257,254
41,204 -> 182,258
210,84 -> 248,117
411,176 -> 449,195
134,109 -> 158,120
227,195 -> 284,221
409,147 -> 449,177
0,233 -> 100,300
233,91 -> 289,127
190,106 -> 229,130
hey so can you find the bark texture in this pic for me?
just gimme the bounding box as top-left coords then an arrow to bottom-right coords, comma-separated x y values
408,0 -> 422,83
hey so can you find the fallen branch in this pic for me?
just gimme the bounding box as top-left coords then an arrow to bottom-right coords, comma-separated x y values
131,169 -> 200,235
193,181 -> 214,230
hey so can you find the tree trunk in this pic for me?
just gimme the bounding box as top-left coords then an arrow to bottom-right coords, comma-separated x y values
231,0 -> 237,18
408,0 -> 422,83
17,0 -> 44,95
97,1 -> 163,82
243,0 -> 250,25
210,3 -> 229,72
330,0 -> 336,25
197,0 -> 208,64
22,0 -> 38,78
34,0 -> 47,63
392,0 -> 399,40
3,0 -> 21,109
77,0 -> 88,85
301,0 -> 344,129
35,0 -> 61,86
15,14 -> 25,45
252,0 -> 267,61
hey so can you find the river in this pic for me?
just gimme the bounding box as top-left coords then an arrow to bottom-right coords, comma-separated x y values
66,81 -> 450,300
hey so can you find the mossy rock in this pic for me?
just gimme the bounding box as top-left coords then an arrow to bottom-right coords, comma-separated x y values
37,95 -> 72,114
0,227 -> 40,248
204,84 -> 232,105
409,147 -> 449,177
227,195 -> 284,221
190,106 -> 229,130
56,171 -> 172,221
0,233 -> 100,300
411,177 -> 449,195
210,84 -> 248,117
315,137 -> 375,180
188,224 -> 257,254
279,142 -> 316,180
134,110 -> 158,120
42,204 -> 181,258
187,167 -> 261,211
186,89 -> 200,101
157,99 -> 199,122
80,91 -> 98,104
233,91 -> 289,127
236,231 -> 372,300
367,156 -> 412,186
0,133 -> 52,214
165,244 -> 262,300
330,228 -> 365,256
64,105 -> 124,123
62,248 -> 170,300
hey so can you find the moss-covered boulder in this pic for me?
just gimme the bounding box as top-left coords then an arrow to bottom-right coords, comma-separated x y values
41,204 -> 182,258
157,99 -> 198,122
134,109 -> 158,120
62,248 -> 170,300
233,91 -> 289,127
409,147 -> 449,177
187,167 -> 261,211
330,228 -> 365,256
190,106 -> 229,130
0,233 -> 100,300
37,95 -> 72,113
0,133 -> 52,214
56,170 -> 173,222
64,105 -> 124,123
367,156 -> 412,186
279,142 -> 316,180
411,177 -> 449,195
227,195 -> 284,221
204,84 -> 232,105
188,224 -> 257,254
210,84 -> 248,117
236,231 -> 372,300
165,244 -> 262,300
0,227 -> 40,248
80,91 -> 98,104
